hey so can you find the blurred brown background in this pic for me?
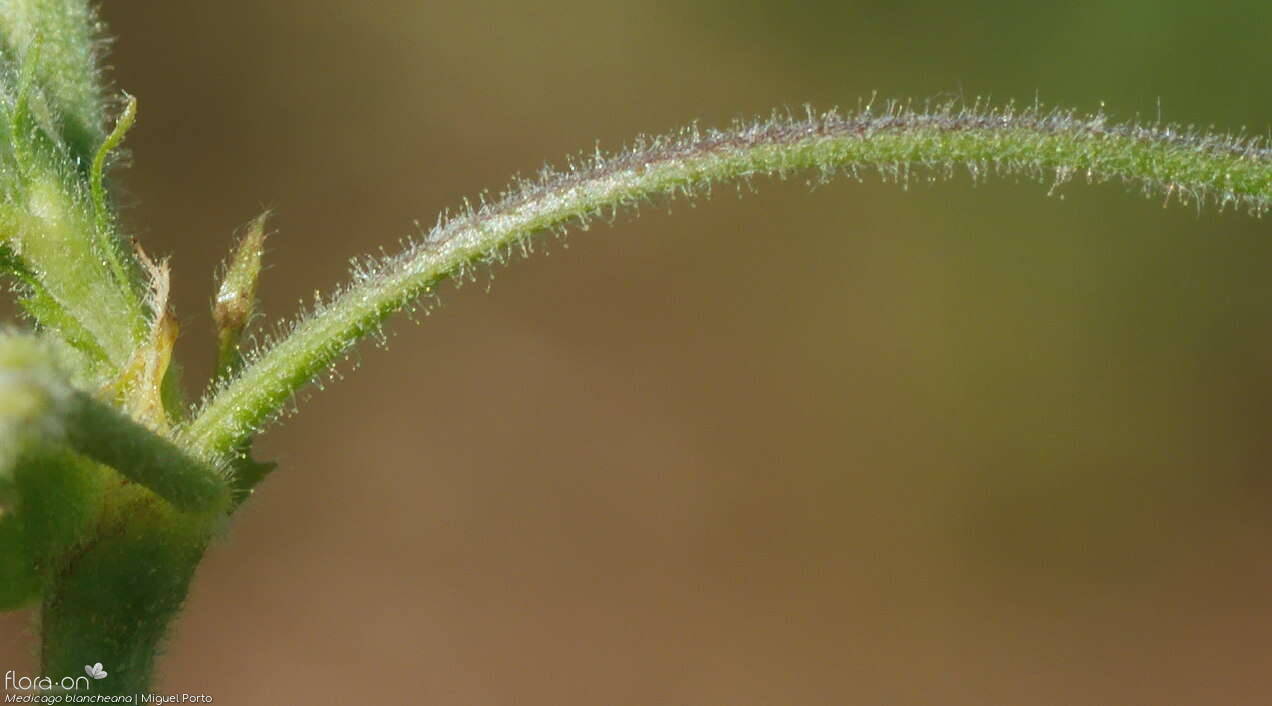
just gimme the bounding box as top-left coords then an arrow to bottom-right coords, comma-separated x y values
5,0 -> 1272,703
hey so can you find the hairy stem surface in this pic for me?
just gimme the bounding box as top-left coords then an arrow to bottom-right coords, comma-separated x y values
182,105 -> 1272,464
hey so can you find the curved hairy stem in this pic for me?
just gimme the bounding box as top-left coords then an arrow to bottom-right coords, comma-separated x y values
182,104 -> 1272,464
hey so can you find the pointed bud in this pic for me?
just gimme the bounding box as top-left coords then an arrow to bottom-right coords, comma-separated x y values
214,212 -> 269,379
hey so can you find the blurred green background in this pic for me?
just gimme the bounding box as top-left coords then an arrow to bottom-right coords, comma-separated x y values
4,1 -> 1272,703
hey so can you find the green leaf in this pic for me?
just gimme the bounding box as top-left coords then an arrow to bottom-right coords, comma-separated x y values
0,157 -> 148,380
1,243 -> 111,372
0,4 -> 147,384
0,0 -> 107,165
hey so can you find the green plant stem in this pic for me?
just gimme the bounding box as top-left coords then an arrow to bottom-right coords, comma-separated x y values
61,391 -> 229,514
2,331 -> 220,696
40,504 -> 207,698
181,105 -> 1272,465
1,332 -> 229,513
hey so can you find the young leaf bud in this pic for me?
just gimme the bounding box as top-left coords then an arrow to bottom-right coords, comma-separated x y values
213,212 -> 268,379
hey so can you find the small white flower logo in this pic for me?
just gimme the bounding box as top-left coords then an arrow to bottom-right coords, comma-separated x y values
84,663 -> 108,680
